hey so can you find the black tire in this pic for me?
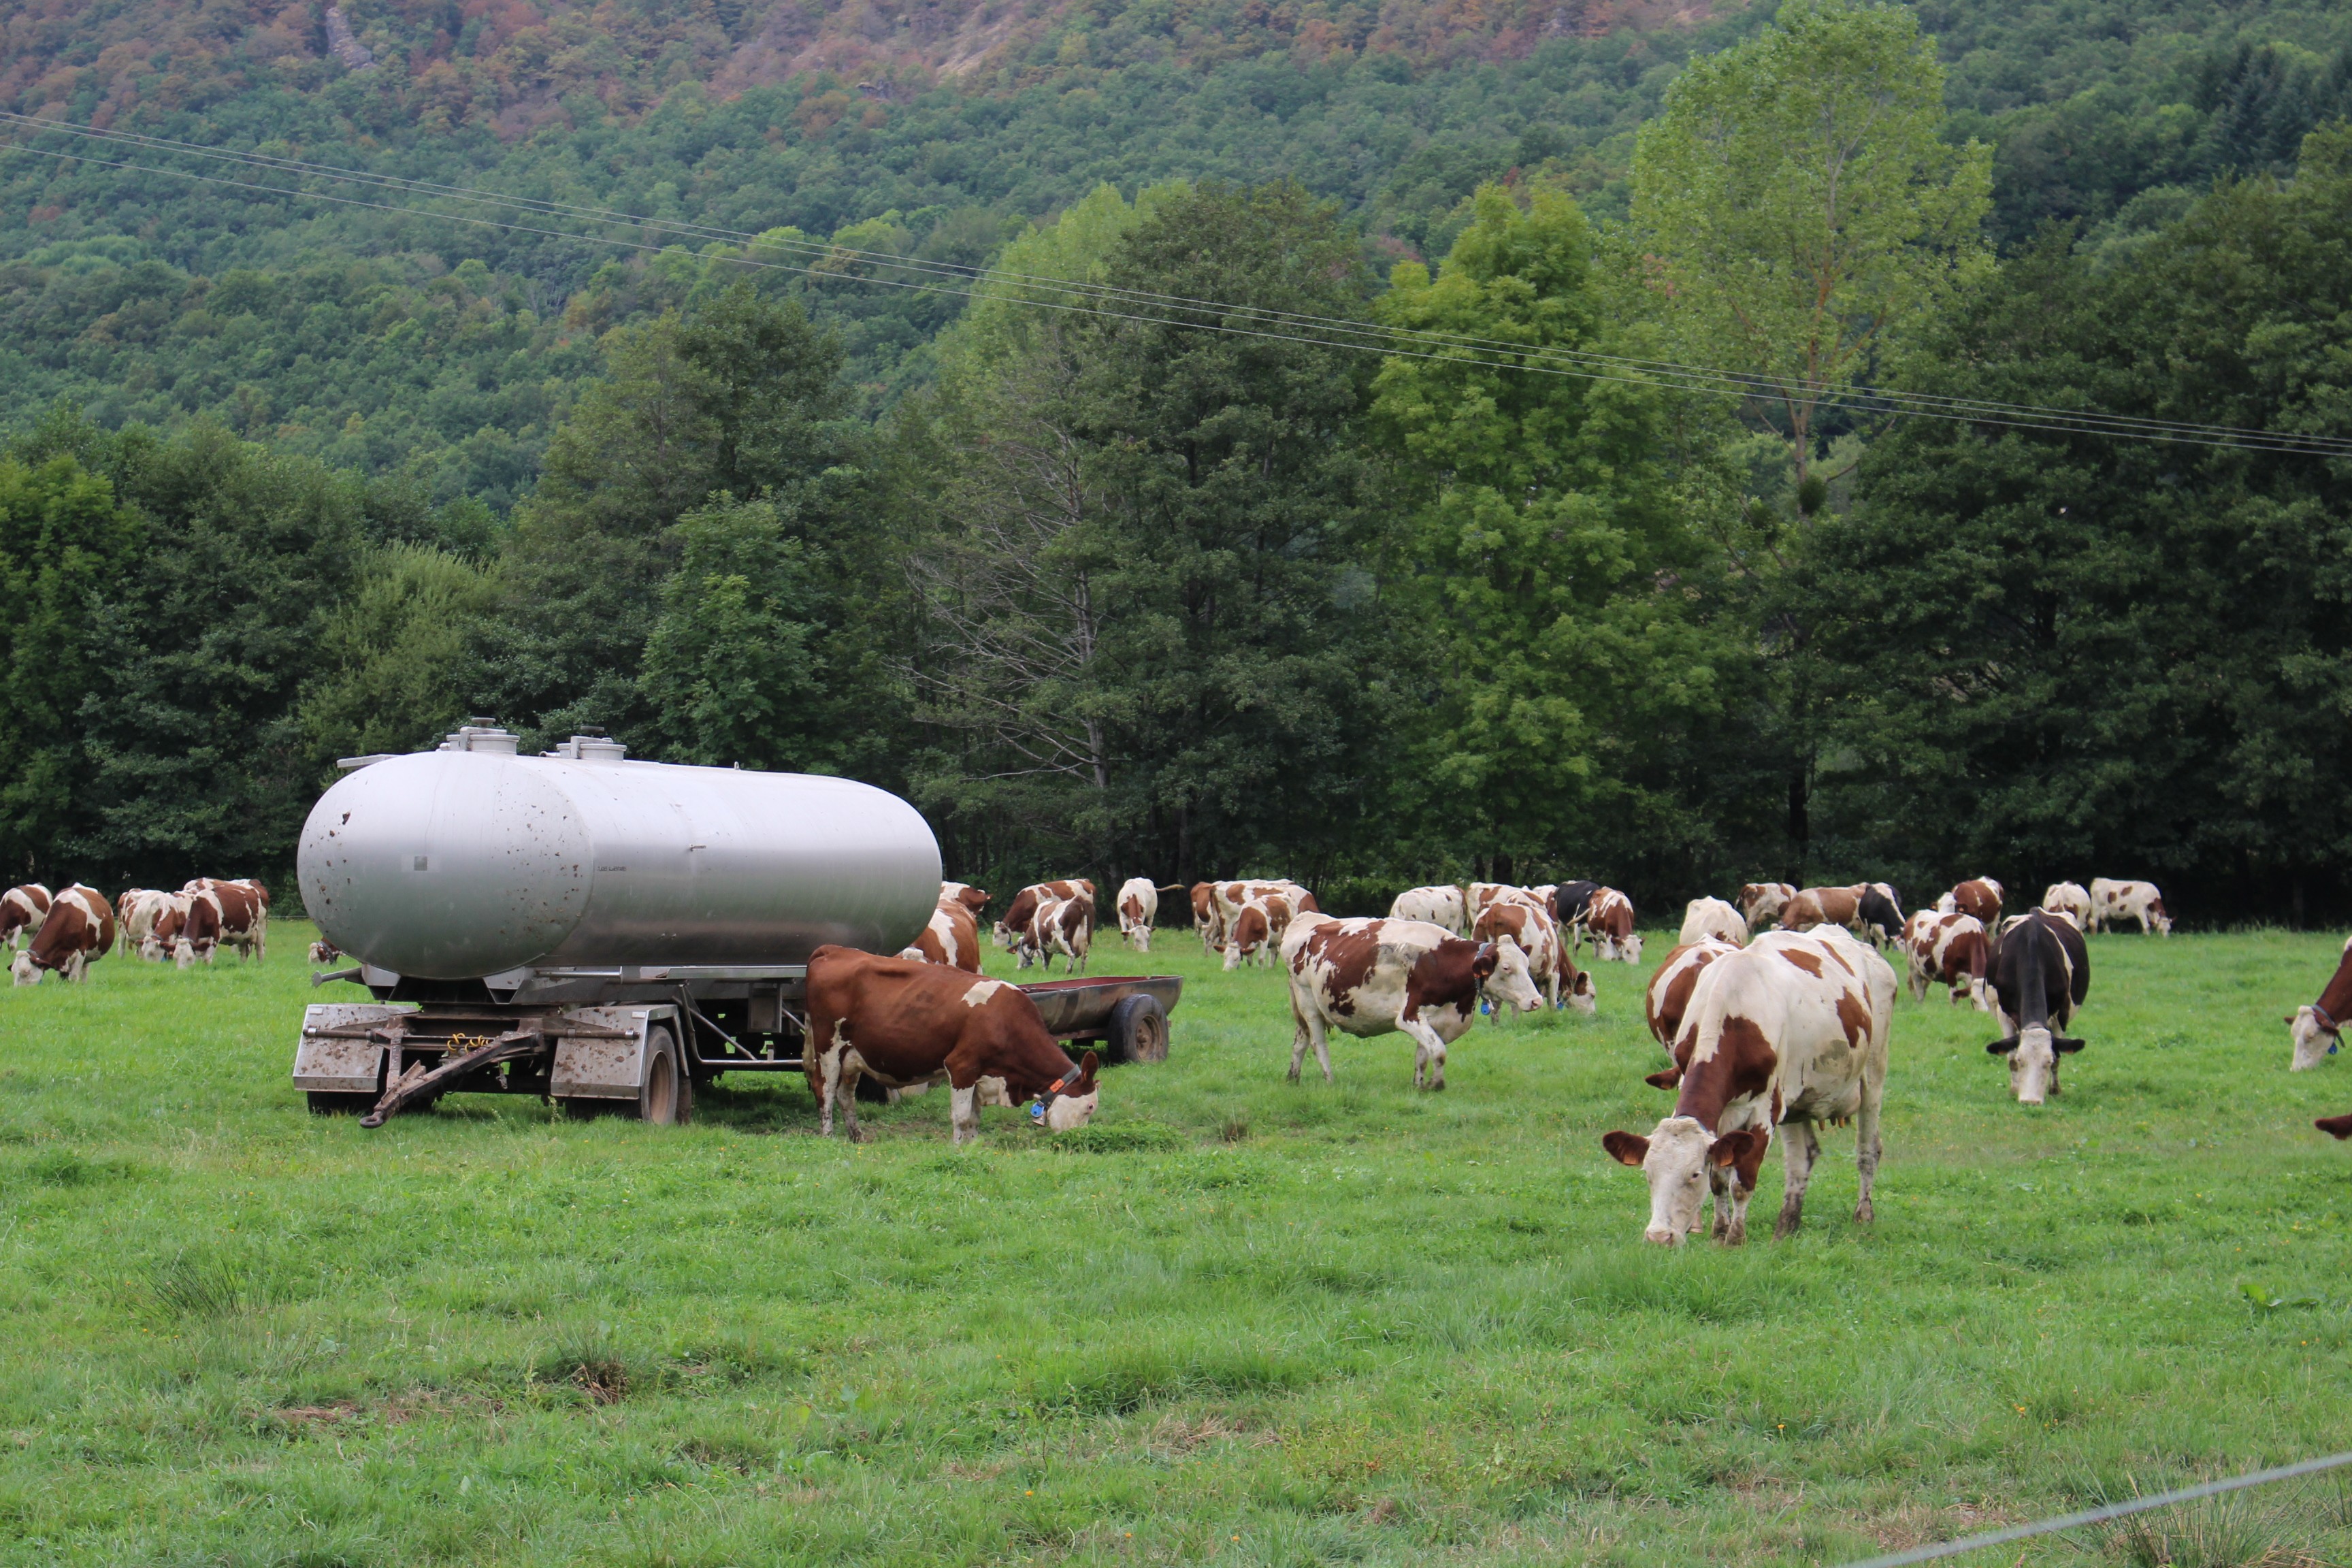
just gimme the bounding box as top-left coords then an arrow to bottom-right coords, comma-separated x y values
639,1028 -> 690,1126
1108,993 -> 1169,1065
306,1091 -> 377,1116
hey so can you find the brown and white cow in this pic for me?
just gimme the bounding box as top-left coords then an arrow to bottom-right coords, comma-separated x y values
1679,898 -> 1747,947
2089,878 -> 2170,936
1286,917 -> 1543,1090
2041,881 -> 2093,929
1603,928 -> 1894,1246
903,885 -> 985,973
1575,887 -> 1642,964
1937,877 -> 2003,925
1223,892 -> 1298,971
1642,938 -> 1737,1060
175,881 -> 267,965
1739,883 -> 1796,930
1468,883 -> 1546,926
1,884 -> 51,951
1212,880 -> 1314,949
1905,911 -> 1990,1010
996,880 -> 1094,950
1388,885 -> 1469,935
116,888 -> 173,960
802,946 -> 1100,1144
1114,878 -> 1162,952
12,885 -> 116,985
2287,934 -> 2352,1071
1471,898 -> 1595,1014
1019,894 -> 1092,973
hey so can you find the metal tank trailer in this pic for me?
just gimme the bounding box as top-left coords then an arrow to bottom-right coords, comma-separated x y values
291,724 -> 942,1126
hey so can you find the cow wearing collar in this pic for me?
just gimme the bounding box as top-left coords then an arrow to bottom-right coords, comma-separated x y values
1985,910 -> 2091,1105
1603,928 -> 1894,1246
804,946 -> 1100,1145
2287,935 -> 2352,1071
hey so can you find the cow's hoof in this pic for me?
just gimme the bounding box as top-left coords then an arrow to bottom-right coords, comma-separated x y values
1855,1200 -> 1875,1224
1720,1228 -> 1746,1247
1773,1210 -> 1803,1241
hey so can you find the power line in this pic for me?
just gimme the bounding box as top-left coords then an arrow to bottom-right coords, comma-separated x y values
1835,1449 -> 2352,1568
3,116 -> 2349,455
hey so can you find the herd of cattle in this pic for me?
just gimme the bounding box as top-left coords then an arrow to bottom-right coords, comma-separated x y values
874,867 -> 2352,1238
0,879 -> 274,983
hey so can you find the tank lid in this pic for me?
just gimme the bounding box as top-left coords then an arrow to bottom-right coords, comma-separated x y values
544,734 -> 628,762
438,724 -> 519,755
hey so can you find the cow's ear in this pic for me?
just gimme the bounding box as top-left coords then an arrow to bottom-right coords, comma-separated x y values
1710,1129 -> 1765,1168
2052,1035 -> 2085,1054
1986,1036 -> 2020,1055
2285,1013 -> 2300,1026
1601,1131 -> 1648,1167
1471,942 -> 1498,981
1075,1049 -> 1099,1086
1644,1068 -> 1682,1090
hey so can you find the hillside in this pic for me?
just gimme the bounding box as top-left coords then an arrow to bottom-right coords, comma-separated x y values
0,0 -> 2347,501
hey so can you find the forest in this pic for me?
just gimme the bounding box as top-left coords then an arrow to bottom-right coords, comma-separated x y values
1,0 -> 2350,923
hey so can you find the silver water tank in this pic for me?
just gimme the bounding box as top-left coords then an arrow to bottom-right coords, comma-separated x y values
298,737 -> 941,979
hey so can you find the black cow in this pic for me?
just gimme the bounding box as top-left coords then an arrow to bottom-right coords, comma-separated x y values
1548,881 -> 1600,928
1985,910 -> 2091,1106
1857,883 -> 1905,947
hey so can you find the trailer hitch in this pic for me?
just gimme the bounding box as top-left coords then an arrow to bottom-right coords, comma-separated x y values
361,1025 -> 549,1128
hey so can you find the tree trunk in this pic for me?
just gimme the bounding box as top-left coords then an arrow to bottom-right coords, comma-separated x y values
1787,764 -> 1811,887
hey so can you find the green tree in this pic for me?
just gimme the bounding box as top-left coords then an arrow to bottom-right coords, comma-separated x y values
1371,184 -> 1754,882
299,542 -> 500,764
0,454 -> 144,880
1631,0 -> 1993,504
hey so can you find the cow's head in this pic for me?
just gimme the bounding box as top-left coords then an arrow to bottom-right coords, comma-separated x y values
2148,900 -> 2173,936
10,949 -> 39,986
1480,937 -> 1543,1015
1987,1025 -> 2082,1105
1565,967 -> 1597,1016
2288,1004 -> 2338,1072
1603,1116 -> 1767,1244
1033,1051 -> 1100,1132
1222,906 -> 1268,971
1614,932 -> 1644,966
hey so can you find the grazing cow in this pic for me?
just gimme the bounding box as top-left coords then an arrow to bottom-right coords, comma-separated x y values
904,887 -> 985,973
1679,898 -> 1748,947
1548,881 -> 1601,928
1,884 -> 51,950
2286,935 -> 2352,1071
1575,887 -> 1643,964
310,940 -> 342,965
1019,894 -> 1092,973
939,881 -> 992,919
1937,878 -> 2003,925
2089,878 -> 2171,936
115,889 -> 172,960
1471,898 -> 1595,1013
1906,912 -> 1990,1010
1286,918 -> 1544,1090
2041,882 -> 2093,929
1113,878 -> 1160,952
176,881 -> 267,964
1782,885 -> 1860,932
1642,938 -> 1737,1060
1985,910 -> 2091,1105
11,885 -> 116,985
1388,885 -> 1469,935
1738,883 -> 1796,929
1856,884 -> 1905,947
1468,883 -> 1546,926
1603,928 -> 1894,1246
802,946 -> 1100,1143
996,881 -> 1094,949
1222,892 -> 1297,971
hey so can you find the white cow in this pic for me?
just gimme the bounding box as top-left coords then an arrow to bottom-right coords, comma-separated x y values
1114,877 -> 1160,952
1679,898 -> 1748,947
1603,928 -> 1894,1246
1286,917 -> 1543,1090
2089,878 -> 2171,935
2040,882 -> 2092,928
1388,885 -> 1468,935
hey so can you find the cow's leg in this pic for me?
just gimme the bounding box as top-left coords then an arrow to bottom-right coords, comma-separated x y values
815,1031 -> 845,1138
1854,1081 -> 1884,1226
1708,1166 -> 1734,1241
1774,1120 -> 1820,1240
949,1083 -> 981,1145
1400,1017 -> 1449,1091
1720,1174 -> 1753,1247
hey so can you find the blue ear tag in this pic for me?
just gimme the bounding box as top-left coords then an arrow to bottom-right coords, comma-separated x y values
1480,999 -> 1492,1016
1030,1101 -> 1048,1122
2331,1042 -> 2339,1056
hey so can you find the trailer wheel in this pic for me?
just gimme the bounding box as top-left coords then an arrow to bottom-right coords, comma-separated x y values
306,1091 -> 377,1116
1108,993 -> 1169,1065
640,1028 -> 691,1126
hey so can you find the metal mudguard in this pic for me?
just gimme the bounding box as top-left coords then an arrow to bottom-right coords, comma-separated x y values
292,1003 -> 416,1093
549,1005 -> 670,1098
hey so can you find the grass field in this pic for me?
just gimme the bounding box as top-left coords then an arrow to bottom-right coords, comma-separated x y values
1,920 -> 2350,1566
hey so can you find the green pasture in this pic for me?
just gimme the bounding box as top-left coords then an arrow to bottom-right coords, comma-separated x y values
0,923 -> 2349,1565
